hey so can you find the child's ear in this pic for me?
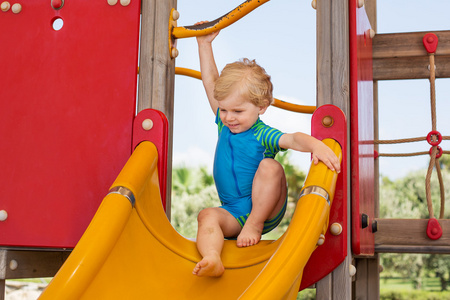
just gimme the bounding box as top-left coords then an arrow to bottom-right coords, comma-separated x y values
258,100 -> 270,115
259,106 -> 268,115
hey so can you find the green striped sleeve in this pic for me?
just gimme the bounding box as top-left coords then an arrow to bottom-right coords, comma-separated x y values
253,120 -> 286,158
215,108 -> 224,133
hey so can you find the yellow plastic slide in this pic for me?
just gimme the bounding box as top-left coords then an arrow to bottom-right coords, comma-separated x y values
40,139 -> 341,300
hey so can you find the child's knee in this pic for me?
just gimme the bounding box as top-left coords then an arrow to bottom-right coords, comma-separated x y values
197,207 -> 218,224
257,159 -> 285,178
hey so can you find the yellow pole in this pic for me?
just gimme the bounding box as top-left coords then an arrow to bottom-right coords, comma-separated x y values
175,67 -> 316,114
172,0 -> 271,39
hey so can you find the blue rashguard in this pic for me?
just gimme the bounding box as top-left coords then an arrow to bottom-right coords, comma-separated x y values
213,110 -> 287,234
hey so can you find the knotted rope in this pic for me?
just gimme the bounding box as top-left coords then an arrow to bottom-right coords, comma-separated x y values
425,51 -> 445,219
374,34 -> 447,220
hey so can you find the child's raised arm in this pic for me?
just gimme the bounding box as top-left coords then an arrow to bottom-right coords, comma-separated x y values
196,22 -> 221,115
279,132 -> 341,173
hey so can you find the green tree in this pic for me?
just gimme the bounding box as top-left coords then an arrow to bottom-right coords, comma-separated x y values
379,167 -> 450,291
172,166 -> 196,195
171,185 -> 219,238
439,154 -> 450,171
172,165 -> 213,195
424,254 -> 450,291
380,169 -> 450,220
199,166 -> 214,187
171,165 -> 219,238
275,151 -> 307,204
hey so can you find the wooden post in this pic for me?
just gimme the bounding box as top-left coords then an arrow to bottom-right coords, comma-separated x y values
138,0 -> 177,215
316,0 -> 352,298
0,280 -> 4,300
353,256 -> 380,300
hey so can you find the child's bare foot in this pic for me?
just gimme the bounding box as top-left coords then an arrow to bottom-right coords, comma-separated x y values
192,254 -> 224,277
236,221 -> 263,247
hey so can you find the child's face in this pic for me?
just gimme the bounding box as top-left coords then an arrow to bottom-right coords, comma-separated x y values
218,91 -> 268,134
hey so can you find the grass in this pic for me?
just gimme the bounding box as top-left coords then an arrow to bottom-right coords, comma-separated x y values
381,277 -> 448,292
296,277 -> 450,299
381,277 -> 416,291
9,278 -> 52,284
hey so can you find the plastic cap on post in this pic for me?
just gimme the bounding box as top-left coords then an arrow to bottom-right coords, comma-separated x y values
142,119 -> 153,131
426,218 -> 443,240
172,9 -> 180,21
423,33 -> 438,54
330,223 -> 343,235
1,1 -> 11,12
0,210 -> 7,221
51,0 -> 63,9
11,3 -> 21,13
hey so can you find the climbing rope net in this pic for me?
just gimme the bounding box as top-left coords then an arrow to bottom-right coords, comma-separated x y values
374,33 -> 448,224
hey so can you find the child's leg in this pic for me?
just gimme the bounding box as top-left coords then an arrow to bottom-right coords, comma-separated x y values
193,207 -> 241,277
237,158 -> 287,247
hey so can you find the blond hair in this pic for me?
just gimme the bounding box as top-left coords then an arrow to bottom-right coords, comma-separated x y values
214,58 -> 273,107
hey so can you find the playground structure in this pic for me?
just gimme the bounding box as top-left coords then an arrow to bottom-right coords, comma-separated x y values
0,0 -> 449,299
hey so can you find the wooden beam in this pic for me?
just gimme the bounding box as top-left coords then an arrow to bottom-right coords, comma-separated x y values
372,30 -> 450,80
0,249 -> 69,299
0,249 -> 70,280
373,30 -> 450,58
373,55 -> 450,80
375,218 -> 450,253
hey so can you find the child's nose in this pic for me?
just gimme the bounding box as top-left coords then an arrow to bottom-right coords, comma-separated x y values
225,113 -> 234,121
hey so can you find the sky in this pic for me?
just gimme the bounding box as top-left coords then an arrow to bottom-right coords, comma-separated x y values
172,0 -> 450,180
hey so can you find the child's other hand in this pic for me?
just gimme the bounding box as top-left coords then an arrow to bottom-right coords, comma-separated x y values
195,21 -> 220,44
311,142 -> 341,174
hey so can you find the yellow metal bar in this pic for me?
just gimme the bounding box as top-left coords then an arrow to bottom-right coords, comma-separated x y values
175,67 -> 316,114
175,67 -> 202,80
272,99 -> 316,114
172,0 -> 271,39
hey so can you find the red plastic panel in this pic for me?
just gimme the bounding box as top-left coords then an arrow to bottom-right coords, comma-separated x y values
349,0 -> 375,255
133,109 -> 169,210
0,1 -> 141,248
300,105 -> 348,290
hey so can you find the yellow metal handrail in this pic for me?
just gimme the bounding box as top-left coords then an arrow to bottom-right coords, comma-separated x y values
172,0 -> 271,39
175,67 -> 316,114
